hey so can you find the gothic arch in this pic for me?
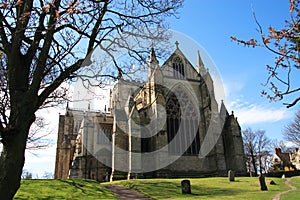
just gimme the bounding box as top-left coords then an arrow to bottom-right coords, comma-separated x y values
166,84 -> 200,155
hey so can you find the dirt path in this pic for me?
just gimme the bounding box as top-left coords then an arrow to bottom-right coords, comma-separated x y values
103,184 -> 153,200
272,178 -> 297,200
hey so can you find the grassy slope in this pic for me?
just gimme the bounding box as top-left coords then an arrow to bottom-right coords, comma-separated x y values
14,177 -> 298,200
14,179 -> 117,200
112,177 -> 291,200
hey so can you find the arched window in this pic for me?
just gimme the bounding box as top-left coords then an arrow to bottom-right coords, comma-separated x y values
97,127 -> 111,144
172,57 -> 185,79
166,85 -> 200,155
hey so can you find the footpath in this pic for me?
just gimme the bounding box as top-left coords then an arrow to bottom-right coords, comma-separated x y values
103,184 -> 153,200
272,177 -> 297,200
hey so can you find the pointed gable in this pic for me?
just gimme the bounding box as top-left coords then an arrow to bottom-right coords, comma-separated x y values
160,41 -> 200,80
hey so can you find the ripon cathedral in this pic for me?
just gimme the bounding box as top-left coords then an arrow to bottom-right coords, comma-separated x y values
54,42 -> 247,182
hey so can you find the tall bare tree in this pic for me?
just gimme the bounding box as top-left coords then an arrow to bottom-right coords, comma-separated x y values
0,0 -> 183,199
242,128 -> 271,176
284,109 -> 300,146
231,1 -> 300,108
256,130 -> 271,174
243,128 -> 257,176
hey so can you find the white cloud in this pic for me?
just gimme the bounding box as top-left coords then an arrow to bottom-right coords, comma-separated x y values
228,99 -> 291,125
236,105 -> 288,125
222,77 -> 293,127
283,141 -> 297,147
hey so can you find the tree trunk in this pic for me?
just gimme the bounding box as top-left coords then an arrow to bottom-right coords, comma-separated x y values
250,151 -> 257,176
0,116 -> 34,199
258,155 -> 263,175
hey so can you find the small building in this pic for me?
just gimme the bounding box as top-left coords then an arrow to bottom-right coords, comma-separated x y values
271,148 -> 298,172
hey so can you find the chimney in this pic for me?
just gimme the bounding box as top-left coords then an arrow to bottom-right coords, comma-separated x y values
274,148 -> 282,154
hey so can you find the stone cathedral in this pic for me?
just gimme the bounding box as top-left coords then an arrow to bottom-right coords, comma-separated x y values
54,43 -> 247,182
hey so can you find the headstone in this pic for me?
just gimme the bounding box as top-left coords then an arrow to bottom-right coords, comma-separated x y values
181,180 -> 191,194
269,180 -> 276,185
105,172 -> 109,182
228,170 -> 235,182
259,175 -> 268,191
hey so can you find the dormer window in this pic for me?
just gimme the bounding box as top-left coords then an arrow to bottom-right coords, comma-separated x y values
172,56 -> 184,79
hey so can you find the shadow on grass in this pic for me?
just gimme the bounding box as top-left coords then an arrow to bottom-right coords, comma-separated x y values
15,179 -> 117,200
120,180 -> 250,199
58,179 -> 87,194
57,179 -> 115,196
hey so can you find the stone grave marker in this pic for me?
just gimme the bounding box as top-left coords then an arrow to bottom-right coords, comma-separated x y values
181,180 -> 191,194
228,170 -> 235,182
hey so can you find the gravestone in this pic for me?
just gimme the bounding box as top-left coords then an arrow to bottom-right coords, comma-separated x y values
269,180 -> 276,185
259,175 -> 268,191
228,170 -> 235,182
181,180 -> 191,194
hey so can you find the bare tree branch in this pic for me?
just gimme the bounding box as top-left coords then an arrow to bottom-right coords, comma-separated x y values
284,110 -> 300,143
0,0 -> 184,198
232,1 -> 300,108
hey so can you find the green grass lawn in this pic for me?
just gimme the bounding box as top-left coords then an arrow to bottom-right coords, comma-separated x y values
14,177 -> 298,200
281,176 -> 300,200
112,177 -> 291,200
14,179 -> 117,200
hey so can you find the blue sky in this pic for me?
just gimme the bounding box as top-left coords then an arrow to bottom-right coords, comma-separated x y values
21,0 -> 300,177
167,0 -> 298,139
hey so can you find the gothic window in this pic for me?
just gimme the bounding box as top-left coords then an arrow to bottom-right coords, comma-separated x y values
172,57 -> 185,79
97,127 -> 111,144
166,85 -> 200,155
